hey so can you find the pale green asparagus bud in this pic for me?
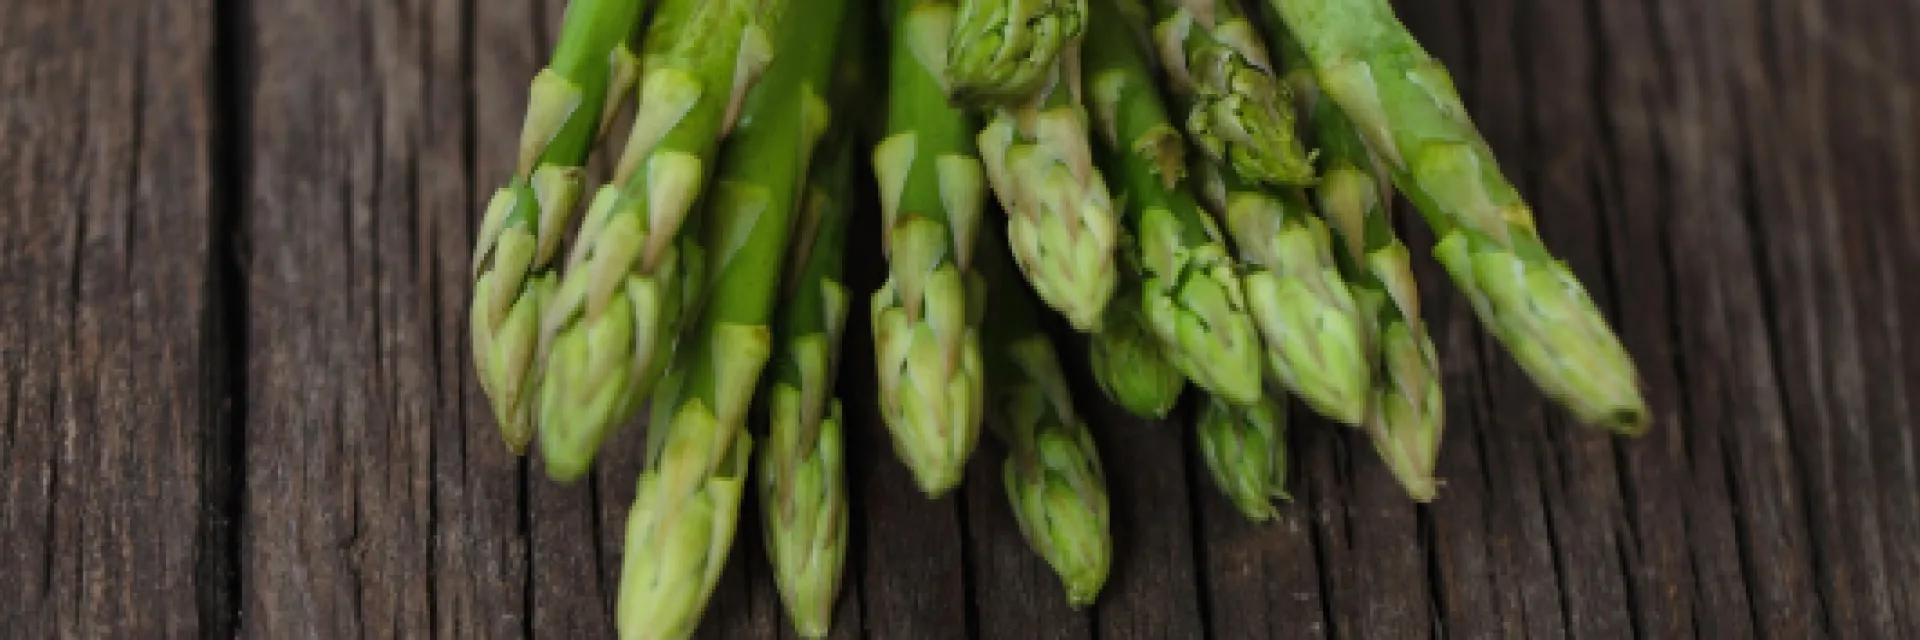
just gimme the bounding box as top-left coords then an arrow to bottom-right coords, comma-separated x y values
758,131 -> 859,636
1367,309 -> 1443,501
978,60 -> 1122,333
1269,0 -> 1647,433
1198,161 -> 1370,424
1147,0 -> 1314,186
947,0 -> 1088,104
1311,94 -> 1444,501
616,2 -> 839,637
536,0 -> 783,480
872,0 -> 991,496
996,336 -> 1113,607
471,0 -> 649,454
1195,391 -> 1289,522
980,223 -> 1113,608
617,378 -> 757,640
1087,286 -> 1187,419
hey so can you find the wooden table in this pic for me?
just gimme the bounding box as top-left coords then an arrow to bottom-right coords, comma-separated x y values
5,0 -> 1917,637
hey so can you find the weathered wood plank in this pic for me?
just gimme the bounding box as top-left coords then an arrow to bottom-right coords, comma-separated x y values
436,0 -> 539,636
1090,405 -> 1208,640
1840,2 -> 1920,634
1588,0 -> 1754,636
241,0 -> 475,636
1740,0 -> 1908,636
0,0 -> 224,636
1651,0 -> 1830,636
850,391 -> 970,640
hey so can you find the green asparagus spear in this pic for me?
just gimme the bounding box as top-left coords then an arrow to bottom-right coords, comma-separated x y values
1087,283 -> 1187,419
612,1 -> 834,637
1267,0 -> 1648,434
1311,88 -> 1443,501
1195,162 -> 1371,424
471,0 -> 647,454
871,0 -> 991,497
979,226 -> 1114,608
1083,0 -> 1265,407
1146,0 -> 1314,187
758,132 -> 859,640
978,50 -> 1122,333
535,0 -> 785,481
1195,391 -> 1290,521
947,0 -> 1088,104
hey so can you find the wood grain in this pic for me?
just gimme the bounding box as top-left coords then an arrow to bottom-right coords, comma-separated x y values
0,0 -> 225,636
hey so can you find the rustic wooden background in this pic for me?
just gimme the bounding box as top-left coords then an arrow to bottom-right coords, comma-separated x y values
5,0 -> 1918,637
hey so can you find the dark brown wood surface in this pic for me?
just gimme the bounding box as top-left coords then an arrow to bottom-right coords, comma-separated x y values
3,0 -> 1917,637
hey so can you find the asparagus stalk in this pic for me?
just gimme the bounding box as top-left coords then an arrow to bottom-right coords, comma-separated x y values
756,53 -> 867,638
1083,0 -> 1265,407
471,0 -> 647,454
977,47 -> 1122,333
535,0 -> 785,481
1307,66 -> 1444,501
1267,0 -> 1648,434
871,0 -> 991,497
1087,284 -> 1187,419
1146,0 -> 1314,187
947,0 -> 1088,104
1195,391 -> 1291,521
1164,8 -> 1375,425
979,226 -> 1114,608
612,1 -> 831,636
1195,162 -> 1371,424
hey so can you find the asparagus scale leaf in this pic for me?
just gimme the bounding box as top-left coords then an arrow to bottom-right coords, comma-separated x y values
948,0 -> 1089,104
1268,0 -> 1648,434
472,0 -> 648,454
756,13 -> 875,630
1148,0 -> 1314,186
1312,94 -> 1444,501
758,135 -> 854,637
1084,0 -> 1265,407
1087,284 -> 1187,419
978,50 -> 1122,333
871,0 -> 991,497
1196,391 -> 1291,522
611,1 -> 833,638
979,224 -> 1114,608
535,0 -> 782,482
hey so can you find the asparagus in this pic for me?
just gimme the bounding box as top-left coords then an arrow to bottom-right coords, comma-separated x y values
535,0 -> 786,481
977,48 -> 1121,333
1309,78 -> 1444,501
1267,0 -> 1647,433
1087,284 -> 1187,419
1195,391 -> 1290,521
1146,0 -> 1314,187
947,0 -> 1088,104
471,0 -> 647,454
979,226 -> 1113,608
612,0 -> 832,636
756,55 -> 866,639
1083,0 -> 1264,406
871,0 -> 991,497
1194,163 -> 1370,424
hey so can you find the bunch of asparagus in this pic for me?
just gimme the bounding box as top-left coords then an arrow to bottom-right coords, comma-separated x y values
469,0 -> 1648,635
